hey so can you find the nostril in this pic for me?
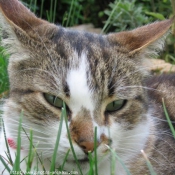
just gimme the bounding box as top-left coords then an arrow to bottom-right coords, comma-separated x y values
78,141 -> 96,154
80,145 -> 87,150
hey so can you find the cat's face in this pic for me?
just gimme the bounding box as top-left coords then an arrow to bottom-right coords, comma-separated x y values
5,27 -> 150,172
0,0 -> 173,173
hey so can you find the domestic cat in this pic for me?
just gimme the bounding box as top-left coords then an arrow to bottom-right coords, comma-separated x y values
0,0 -> 175,174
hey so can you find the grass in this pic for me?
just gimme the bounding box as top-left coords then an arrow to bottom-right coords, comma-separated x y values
0,0 -> 175,175
62,103 -> 83,175
12,114 -> 22,173
101,0 -> 122,34
162,98 -> 175,138
49,106 -> 65,173
141,150 -> 156,175
0,46 -> 9,95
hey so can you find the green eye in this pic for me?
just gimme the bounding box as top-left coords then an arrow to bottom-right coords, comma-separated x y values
44,93 -> 64,108
105,100 -> 126,112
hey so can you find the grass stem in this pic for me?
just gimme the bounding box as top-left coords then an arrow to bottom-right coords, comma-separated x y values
162,98 -> 175,138
63,102 -> 83,175
12,112 -> 23,172
94,127 -> 98,175
101,0 -> 121,34
66,0 -> 75,27
49,106 -> 64,174
141,150 -> 156,175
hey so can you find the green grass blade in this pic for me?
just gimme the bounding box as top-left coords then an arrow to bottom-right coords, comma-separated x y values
33,0 -> 37,14
50,0 -> 53,22
114,153 -> 131,175
162,98 -> 175,138
22,128 -> 45,171
66,0 -> 75,27
53,0 -> 57,23
87,152 -> 94,175
49,107 -> 64,174
110,148 -> 116,175
1,118 -> 13,165
94,127 -> 98,175
0,49 -> 9,93
0,155 -> 11,173
29,0 -> 33,10
63,102 -> 83,175
26,130 -> 34,172
141,150 -> 156,175
106,146 -> 131,175
101,0 -> 122,34
46,11 -> 51,22
60,149 -> 70,171
62,12 -> 68,26
13,113 -> 23,172
40,0 -> 45,18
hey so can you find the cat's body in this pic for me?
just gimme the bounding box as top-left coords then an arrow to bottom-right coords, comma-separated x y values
0,0 -> 175,174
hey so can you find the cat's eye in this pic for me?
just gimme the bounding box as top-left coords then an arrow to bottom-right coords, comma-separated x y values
105,99 -> 126,112
44,93 -> 64,108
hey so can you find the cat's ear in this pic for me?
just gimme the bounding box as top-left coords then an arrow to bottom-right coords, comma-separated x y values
108,17 -> 174,55
0,0 -> 56,35
0,0 -> 57,57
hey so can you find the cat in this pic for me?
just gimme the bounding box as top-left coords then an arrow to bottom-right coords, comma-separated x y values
0,0 -> 175,174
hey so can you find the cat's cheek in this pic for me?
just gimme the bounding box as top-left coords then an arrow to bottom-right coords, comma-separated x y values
107,122 -> 123,147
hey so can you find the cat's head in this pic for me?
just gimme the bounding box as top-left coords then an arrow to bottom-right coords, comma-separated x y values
0,0 -> 173,173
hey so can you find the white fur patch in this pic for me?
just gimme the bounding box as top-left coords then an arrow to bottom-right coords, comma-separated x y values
110,111 -> 152,164
66,52 -> 94,116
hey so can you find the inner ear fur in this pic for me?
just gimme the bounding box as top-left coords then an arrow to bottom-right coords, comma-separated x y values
108,17 -> 174,54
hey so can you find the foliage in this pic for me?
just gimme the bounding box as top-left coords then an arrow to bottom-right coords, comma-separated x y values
0,47 -> 8,94
104,0 -> 173,32
21,0 -> 102,26
103,0 -> 149,33
103,0 -> 175,62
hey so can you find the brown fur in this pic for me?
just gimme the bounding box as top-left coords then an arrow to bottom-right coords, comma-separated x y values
0,0 -> 175,174
109,18 -> 174,53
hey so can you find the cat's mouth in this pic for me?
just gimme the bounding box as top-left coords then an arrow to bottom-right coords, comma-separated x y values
67,157 -> 89,164
78,157 -> 89,163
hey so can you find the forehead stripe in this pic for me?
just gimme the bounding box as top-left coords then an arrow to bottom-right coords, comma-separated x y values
66,52 -> 94,116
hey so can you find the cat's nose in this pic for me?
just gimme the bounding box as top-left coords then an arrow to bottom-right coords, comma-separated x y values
78,141 -> 99,154
69,116 -> 95,154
